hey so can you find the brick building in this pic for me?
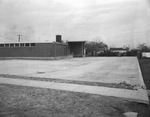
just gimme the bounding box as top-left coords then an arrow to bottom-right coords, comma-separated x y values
0,35 -> 86,59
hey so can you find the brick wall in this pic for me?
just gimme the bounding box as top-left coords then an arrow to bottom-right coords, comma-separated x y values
0,42 -> 70,58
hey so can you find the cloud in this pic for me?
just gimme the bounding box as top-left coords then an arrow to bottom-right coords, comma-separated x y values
0,0 -> 149,47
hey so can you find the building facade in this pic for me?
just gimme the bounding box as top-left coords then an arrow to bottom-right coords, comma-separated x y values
0,35 -> 86,59
110,48 -> 129,53
0,38 -> 86,59
0,42 -> 70,59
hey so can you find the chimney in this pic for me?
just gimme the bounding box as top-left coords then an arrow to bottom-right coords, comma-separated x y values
56,35 -> 62,43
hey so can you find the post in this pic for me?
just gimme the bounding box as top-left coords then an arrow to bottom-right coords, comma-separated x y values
17,35 -> 21,42
82,42 -> 84,57
54,43 -> 56,59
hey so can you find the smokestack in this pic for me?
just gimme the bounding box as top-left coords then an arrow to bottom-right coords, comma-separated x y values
56,35 -> 62,43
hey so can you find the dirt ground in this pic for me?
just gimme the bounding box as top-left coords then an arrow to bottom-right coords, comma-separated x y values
0,84 -> 149,117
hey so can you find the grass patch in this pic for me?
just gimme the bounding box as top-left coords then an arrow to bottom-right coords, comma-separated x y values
0,84 -> 149,117
139,58 -> 150,89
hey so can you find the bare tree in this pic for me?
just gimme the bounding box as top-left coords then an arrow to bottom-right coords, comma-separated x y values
85,39 -> 108,55
137,43 -> 150,52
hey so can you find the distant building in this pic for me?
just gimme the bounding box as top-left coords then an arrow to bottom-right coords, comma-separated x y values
142,52 -> 150,58
96,48 -> 107,54
0,35 -> 86,59
110,48 -> 129,53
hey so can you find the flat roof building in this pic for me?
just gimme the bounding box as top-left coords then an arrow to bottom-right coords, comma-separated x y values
0,42 -> 69,59
110,48 -> 129,53
0,36 -> 86,59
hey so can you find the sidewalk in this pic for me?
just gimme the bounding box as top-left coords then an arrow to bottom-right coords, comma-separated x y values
0,77 -> 149,105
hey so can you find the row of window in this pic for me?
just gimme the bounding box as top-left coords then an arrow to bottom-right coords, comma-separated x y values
0,43 -> 35,48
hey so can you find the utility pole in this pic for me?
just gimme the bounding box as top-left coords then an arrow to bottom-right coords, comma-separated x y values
17,35 -> 22,42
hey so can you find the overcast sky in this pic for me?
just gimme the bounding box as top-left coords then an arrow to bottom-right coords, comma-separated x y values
0,0 -> 150,48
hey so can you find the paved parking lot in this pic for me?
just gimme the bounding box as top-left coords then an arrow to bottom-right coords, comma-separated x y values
0,57 -> 144,87
0,57 -> 149,104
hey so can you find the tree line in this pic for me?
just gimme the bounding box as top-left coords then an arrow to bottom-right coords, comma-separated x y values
85,40 -> 150,56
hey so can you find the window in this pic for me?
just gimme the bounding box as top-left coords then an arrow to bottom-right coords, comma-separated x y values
0,43 -> 36,48
5,44 -> 9,47
25,43 -> 30,47
10,44 -> 14,47
20,43 -> 24,47
31,43 -> 35,46
15,43 -> 19,47
0,44 -> 4,47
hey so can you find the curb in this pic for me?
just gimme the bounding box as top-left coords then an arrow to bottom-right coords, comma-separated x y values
136,58 -> 147,89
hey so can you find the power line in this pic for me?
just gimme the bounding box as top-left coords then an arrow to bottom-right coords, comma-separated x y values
0,34 -> 24,41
